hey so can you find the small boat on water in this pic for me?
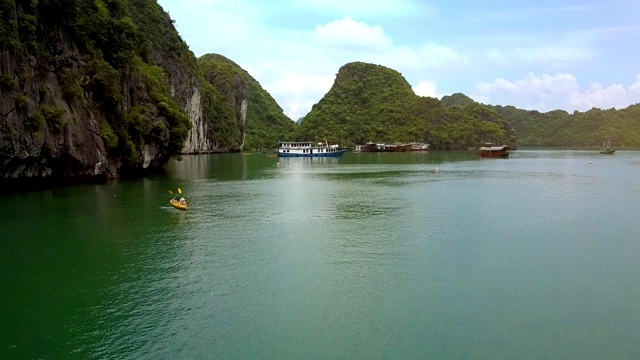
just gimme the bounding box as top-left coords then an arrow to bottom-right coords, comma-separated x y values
168,188 -> 187,210
477,144 -> 510,158
170,198 -> 187,210
277,140 -> 346,157
354,142 -> 429,152
599,140 -> 615,154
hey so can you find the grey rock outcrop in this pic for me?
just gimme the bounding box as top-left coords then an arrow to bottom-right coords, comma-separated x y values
1,50 -> 113,180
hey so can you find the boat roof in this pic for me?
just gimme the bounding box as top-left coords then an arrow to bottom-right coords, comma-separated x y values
479,145 -> 509,150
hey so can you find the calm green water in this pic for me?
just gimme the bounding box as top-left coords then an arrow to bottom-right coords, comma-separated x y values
2,150 -> 640,359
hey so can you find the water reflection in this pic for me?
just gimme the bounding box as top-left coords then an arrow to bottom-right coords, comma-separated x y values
165,153 -> 279,181
277,156 -> 343,166
348,150 -> 477,164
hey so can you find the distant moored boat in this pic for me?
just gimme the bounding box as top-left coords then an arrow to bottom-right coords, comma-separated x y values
354,142 -> 428,152
599,140 -> 615,154
477,144 -> 510,158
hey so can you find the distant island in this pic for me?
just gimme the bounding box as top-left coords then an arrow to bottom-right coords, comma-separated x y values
297,62 -> 515,150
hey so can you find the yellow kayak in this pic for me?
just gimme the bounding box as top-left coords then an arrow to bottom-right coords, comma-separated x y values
170,199 -> 187,210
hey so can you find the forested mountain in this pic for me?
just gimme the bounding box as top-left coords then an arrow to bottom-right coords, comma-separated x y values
441,93 -> 476,108
297,62 -> 514,149
198,54 -> 296,150
492,105 -> 640,147
441,93 -> 640,147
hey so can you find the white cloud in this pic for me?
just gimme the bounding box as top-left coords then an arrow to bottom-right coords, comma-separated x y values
568,83 -> 628,110
630,74 -> 640,93
263,72 -> 336,120
417,43 -> 467,69
413,81 -> 438,98
265,72 -> 335,99
473,73 -> 640,111
312,17 -> 391,49
483,73 -> 579,96
292,0 -> 421,18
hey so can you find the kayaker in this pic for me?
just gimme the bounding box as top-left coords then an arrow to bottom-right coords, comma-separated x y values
179,197 -> 186,206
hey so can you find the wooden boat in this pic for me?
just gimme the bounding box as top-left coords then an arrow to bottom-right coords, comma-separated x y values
599,140 -> 615,154
277,141 -> 347,157
355,142 -> 429,152
170,198 -> 187,210
477,145 -> 509,158
408,143 -> 430,151
360,143 -> 388,152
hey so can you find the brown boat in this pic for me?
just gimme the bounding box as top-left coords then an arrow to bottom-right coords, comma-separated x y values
477,145 -> 509,158
357,142 -> 421,152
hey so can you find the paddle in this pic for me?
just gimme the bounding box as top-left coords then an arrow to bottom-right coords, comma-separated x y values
168,188 -> 185,204
168,190 -> 178,202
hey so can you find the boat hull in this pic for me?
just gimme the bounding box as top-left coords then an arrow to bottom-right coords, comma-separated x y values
278,149 -> 347,158
477,145 -> 509,158
170,200 -> 187,210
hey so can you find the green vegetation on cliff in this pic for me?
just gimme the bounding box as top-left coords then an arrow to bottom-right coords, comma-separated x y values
198,54 -> 296,150
493,104 -> 640,147
441,93 -> 476,108
0,0 -> 199,174
297,62 -> 513,149
442,92 -> 640,147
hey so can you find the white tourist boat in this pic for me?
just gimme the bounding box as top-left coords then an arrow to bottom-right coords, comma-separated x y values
277,140 -> 347,157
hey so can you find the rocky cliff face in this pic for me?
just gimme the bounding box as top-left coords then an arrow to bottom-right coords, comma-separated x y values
0,50 -> 113,181
181,87 -> 209,154
182,74 -> 248,154
0,0 -> 246,188
202,71 -> 248,152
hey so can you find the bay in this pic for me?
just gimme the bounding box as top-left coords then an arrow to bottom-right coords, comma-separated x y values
2,150 -> 640,359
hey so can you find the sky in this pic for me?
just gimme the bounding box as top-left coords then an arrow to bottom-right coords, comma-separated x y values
156,0 -> 640,120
